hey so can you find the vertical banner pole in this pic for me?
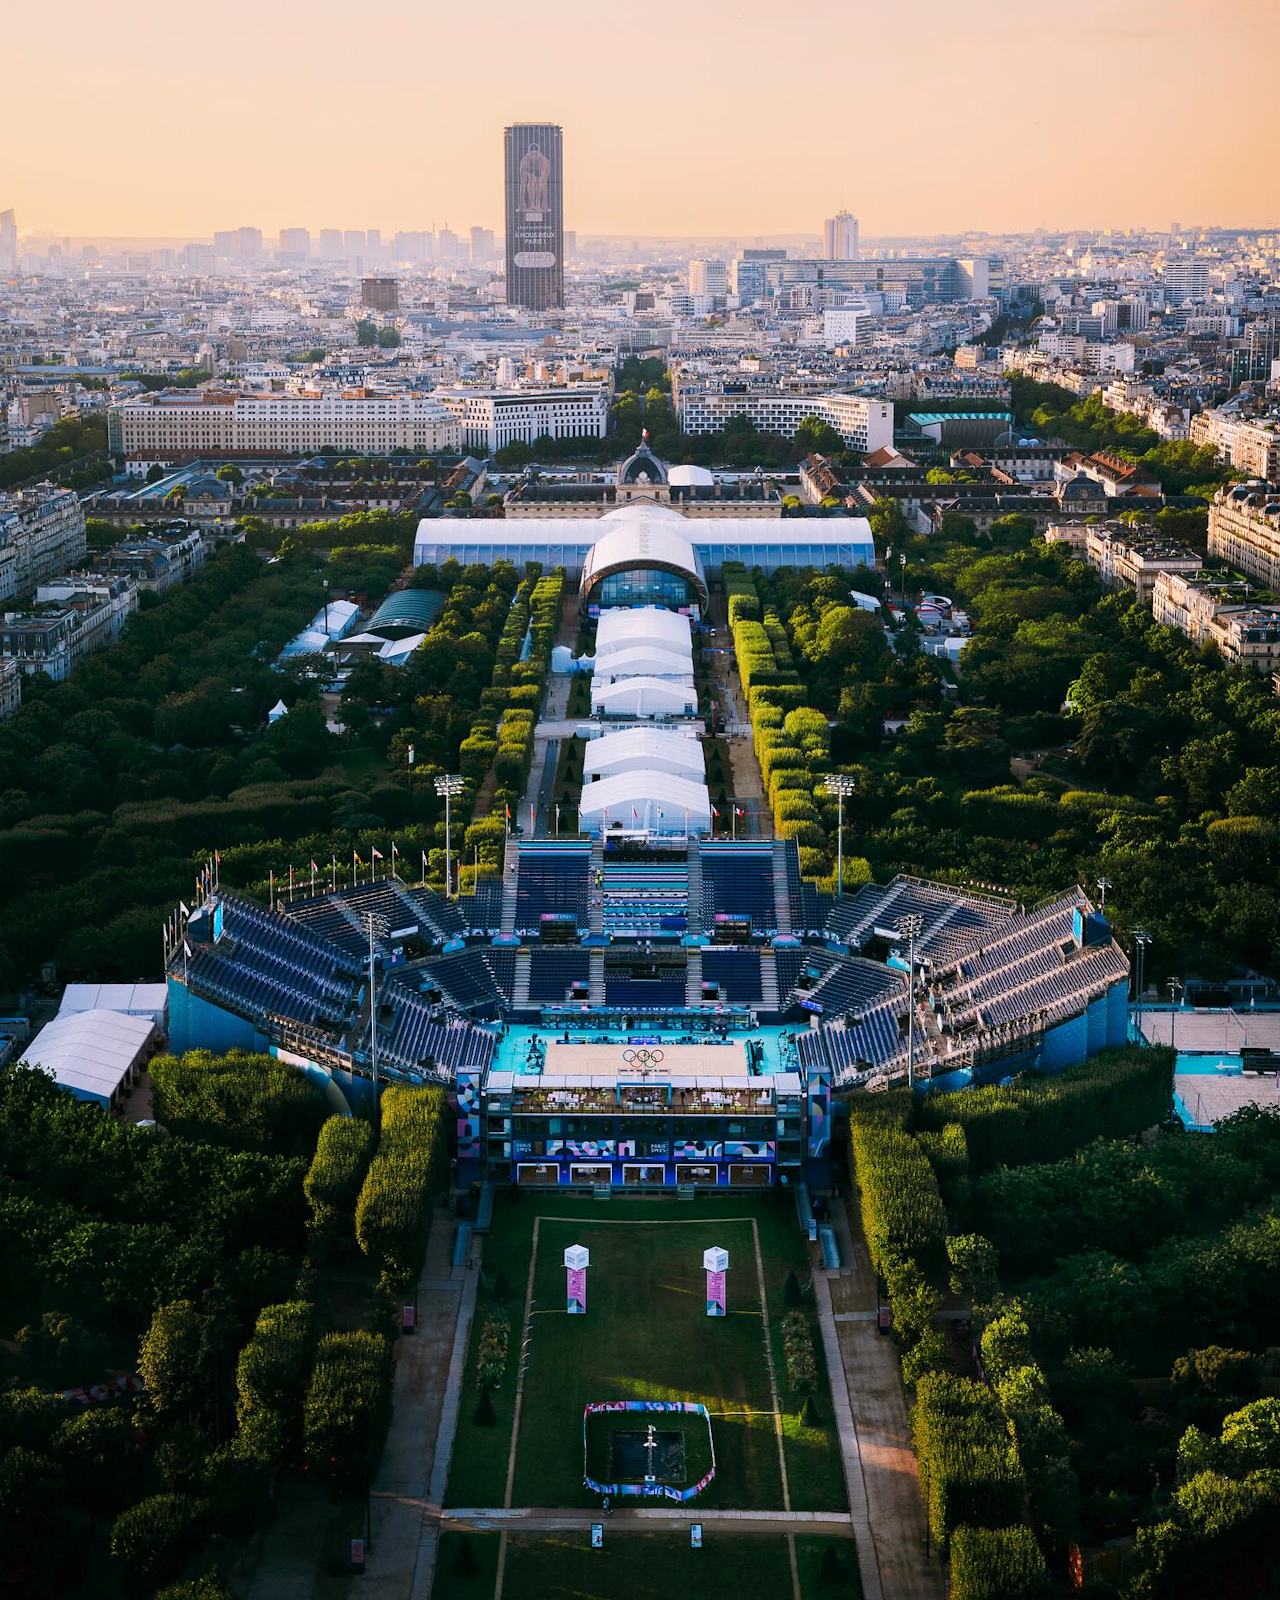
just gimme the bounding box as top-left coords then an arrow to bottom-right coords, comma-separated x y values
565,1243 -> 590,1315
703,1245 -> 729,1318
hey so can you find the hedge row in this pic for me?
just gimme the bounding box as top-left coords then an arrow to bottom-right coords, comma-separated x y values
304,1115 -> 375,1259
354,1085 -> 446,1291
476,1311 -> 510,1391
235,1299 -> 314,1461
303,1330 -> 392,1501
911,1372 -> 1025,1554
849,1118 -> 948,1275
948,1525 -> 1049,1600
911,1044 -> 1174,1175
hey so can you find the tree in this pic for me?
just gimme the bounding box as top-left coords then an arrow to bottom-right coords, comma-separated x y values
377,326 -> 401,348
214,464 -> 243,486
140,1301 -> 207,1423
494,440 -> 533,468
110,1494 -> 208,1595
55,1406 -> 142,1530
356,320 -> 378,346
794,415 -> 845,457
146,464 -> 167,484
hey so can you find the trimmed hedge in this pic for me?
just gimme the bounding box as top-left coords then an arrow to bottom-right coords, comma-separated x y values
303,1330 -> 391,1501
355,1085 -> 445,1290
782,1309 -> 818,1395
912,1045 -> 1174,1175
235,1299 -> 313,1461
948,1525 -> 1049,1600
849,1119 -> 948,1275
911,1372 -> 1025,1554
304,1115 -> 375,1258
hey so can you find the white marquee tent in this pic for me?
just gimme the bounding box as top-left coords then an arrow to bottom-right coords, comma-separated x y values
582,726 -> 705,782
24,1009 -> 157,1109
591,676 -> 697,718
58,982 -> 169,1028
595,606 -> 694,662
592,644 -> 695,681
578,770 -> 712,838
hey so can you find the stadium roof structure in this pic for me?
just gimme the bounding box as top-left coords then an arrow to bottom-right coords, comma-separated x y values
578,770 -> 712,837
24,1009 -> 156,1108
590,675 -> 697,718
582,726 -> 705,782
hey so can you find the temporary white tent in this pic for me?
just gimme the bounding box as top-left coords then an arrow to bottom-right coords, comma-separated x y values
592,645 -> 695,681
595,606 -> 693,662
24,1009 -> 157,1109
583,727 -> 705,782
591,676 -> 697,718
578,771 -> 712,837
58,982 -> 169,1028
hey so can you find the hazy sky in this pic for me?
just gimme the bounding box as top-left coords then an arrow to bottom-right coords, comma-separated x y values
8,0 -> 1279,241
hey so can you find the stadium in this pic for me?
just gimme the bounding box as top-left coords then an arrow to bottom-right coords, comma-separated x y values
165,455 -> 1130,1199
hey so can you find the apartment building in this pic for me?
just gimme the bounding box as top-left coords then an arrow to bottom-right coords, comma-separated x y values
434,387 -> 610,453
1153,569 -> 1280,670
1084,525 -> 1203,604
0,484 -> 88,601
675,388 -> 894,453
1189,409 -> 1280,481
101,527 -> 206,593
107,390 -> 461,461
1208,482 -> 1280,587
2,574 -> 138,681
0,657 -> 20,722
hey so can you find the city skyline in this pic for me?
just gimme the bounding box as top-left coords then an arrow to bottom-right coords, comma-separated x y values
6,0 -> 1279,240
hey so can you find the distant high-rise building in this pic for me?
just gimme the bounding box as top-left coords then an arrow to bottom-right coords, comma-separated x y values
361,277 -> 399,313
565,230 -> 577,258
732,248 -> 786,303
236,227 -> 263,261
688,258 -> 727,298
343,230 -> 366,259
319,229 -> 343,260
278,227 -> 310,262
438,227 -> 460,262
469,226 -> 496,262
0,209 -> 16,270
504,122 -> 564,311
823,210 -> 859,260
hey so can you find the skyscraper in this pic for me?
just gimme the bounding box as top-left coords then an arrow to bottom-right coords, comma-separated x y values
823,211 -> 859,260
504,122 -> 564,311
0,210 -> 17,270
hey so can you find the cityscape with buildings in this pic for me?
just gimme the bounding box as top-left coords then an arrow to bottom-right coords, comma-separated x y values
3,3 -> 1280,1598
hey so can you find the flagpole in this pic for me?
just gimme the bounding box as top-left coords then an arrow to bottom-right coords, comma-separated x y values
269,869 -> 274,910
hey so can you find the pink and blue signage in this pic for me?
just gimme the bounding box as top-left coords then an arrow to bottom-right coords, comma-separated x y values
565,1243 -> 590,1315
703,1245 -> 729,1318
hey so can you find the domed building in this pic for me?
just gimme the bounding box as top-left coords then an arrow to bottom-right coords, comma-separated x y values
579,504 -> 709,614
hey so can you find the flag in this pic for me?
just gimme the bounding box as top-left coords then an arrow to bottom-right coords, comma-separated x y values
504,802 -> 511,824
371,847 -> 383,861
354,852 -> 364,867
310,859 -> 318,872
710,805 -> 719,819
632,806 -> 639,821
179,901 -> 190,918
735,806 -> 745,817
422,849 -> 429,876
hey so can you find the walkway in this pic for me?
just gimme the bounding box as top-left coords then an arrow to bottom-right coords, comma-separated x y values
243,1211 -> 478,1600
823,1202 -> 942,1599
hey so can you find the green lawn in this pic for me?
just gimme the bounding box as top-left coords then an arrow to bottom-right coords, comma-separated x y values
796,1534 -> 863,1599
445,1194 -> 846,1514
503,1531 -> 797,1600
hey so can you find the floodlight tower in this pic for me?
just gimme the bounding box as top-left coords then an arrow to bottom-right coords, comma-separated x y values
823,774 -> 857,898
1132,928 -> 1151,1041
1096,876 -> 1112,911
434,773 -> 464,898
899,913 -> 925,1090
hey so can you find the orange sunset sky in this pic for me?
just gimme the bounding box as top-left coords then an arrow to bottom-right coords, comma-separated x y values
8,0 -> 1279,241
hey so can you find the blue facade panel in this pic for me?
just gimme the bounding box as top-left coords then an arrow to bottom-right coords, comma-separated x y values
1106,980 -> 1130,1047
167,980 -> 266,1056
1041,1010 -> 1088,1072
1087,995 -> 1108,1055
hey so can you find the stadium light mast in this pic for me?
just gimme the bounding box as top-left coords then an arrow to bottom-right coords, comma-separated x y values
364,909 -> 387,1134
823,775 -> 857,899
1096,876 -> 1112,910
1167,976 -> 1182,1057
1132,928 -> 1151,1042
434,773 -> 464,899
900,913 -> 925,1091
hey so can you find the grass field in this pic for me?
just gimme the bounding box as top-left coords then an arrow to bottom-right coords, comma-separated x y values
434,1530 -> 862,1600
445,1194 -> 846,1513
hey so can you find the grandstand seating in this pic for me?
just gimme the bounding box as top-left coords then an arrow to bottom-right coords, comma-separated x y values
527,948 -> 590,1003
425,948 -> 512,1011
379,986 -> 497,1073
701,949 -> 763,1004
601,859 -> 688,938
604,975 -> 687,1009
701,843 -> 777,933
514,845 -> 590,935
463,882 -> 504,933
809,959 -> 902,1018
